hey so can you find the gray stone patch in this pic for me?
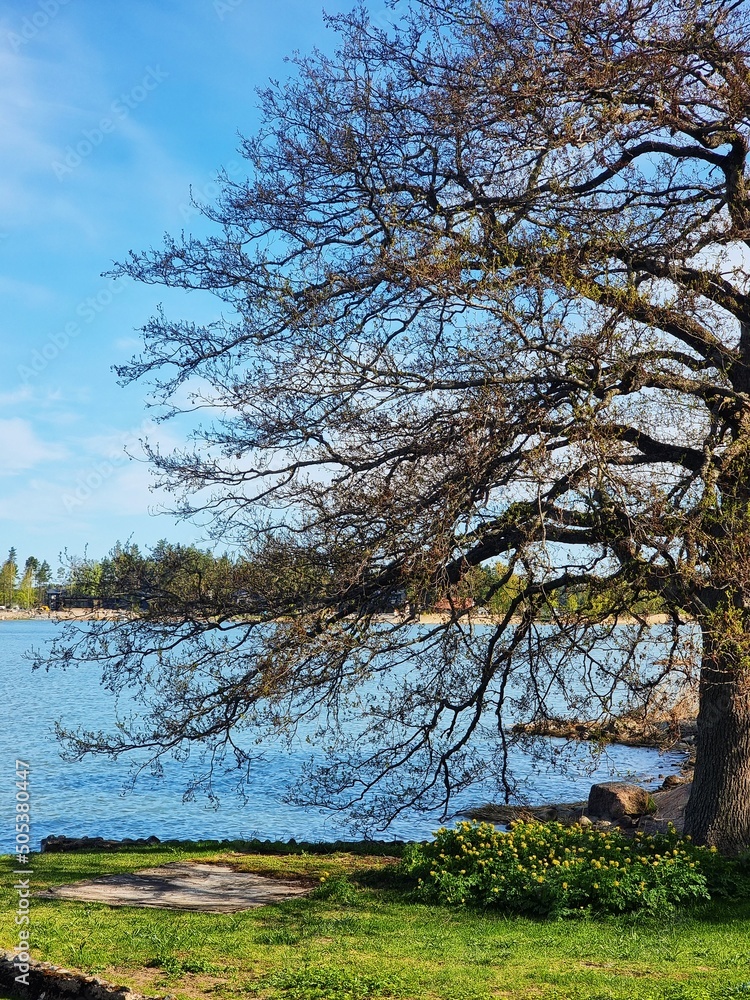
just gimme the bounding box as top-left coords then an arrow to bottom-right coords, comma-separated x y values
0,949 -> 164,1000
37,862 -> 312,913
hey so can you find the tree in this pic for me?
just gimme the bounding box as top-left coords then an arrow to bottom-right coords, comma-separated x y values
18,557 -> 38,609
45,0 -> 750,851
35,559 -> 52,605
65,550 -> 103,599
1,548 -> 18,606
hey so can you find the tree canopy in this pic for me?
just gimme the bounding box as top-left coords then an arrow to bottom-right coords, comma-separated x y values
45,0 -> 750,851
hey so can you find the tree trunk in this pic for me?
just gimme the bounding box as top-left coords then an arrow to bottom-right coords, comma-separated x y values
683,638 -> 750,855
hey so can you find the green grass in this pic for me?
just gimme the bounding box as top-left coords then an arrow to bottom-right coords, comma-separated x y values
1,843 -> 750,1000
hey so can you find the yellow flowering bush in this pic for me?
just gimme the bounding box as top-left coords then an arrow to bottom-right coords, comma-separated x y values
400,820 -> 716,916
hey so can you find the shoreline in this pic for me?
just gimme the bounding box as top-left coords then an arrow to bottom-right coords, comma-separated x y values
0,609 -> 128,621
416,611 -> 675,626
1,609 -> 678,625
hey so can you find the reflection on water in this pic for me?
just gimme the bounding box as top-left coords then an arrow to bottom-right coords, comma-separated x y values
0,621 -> 687,851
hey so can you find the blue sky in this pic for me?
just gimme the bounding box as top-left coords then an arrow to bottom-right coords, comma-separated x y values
0,0 -> 389,573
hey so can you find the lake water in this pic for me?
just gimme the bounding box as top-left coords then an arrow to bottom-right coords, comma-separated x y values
0,620 -> 687,853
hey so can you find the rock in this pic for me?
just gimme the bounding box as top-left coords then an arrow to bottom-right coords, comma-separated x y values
0,947 -> 163,1000
648,782 -> 692,833
662,773 -> 690,788
588,782 -> 651,820
464,801 -> 585,825
638,817 -> 674,836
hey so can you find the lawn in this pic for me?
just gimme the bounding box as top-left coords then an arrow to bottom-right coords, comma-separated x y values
1,842 -> 749,1000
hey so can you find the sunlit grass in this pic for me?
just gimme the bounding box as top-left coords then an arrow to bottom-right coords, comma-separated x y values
1,844 -> 749,1000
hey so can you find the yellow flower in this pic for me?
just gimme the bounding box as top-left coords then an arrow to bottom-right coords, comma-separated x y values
562,882 -> 568,889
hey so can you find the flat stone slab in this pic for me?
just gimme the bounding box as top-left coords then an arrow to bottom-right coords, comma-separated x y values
37,862 -> 312,913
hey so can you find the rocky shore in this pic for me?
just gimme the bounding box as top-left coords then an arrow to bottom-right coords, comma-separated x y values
41,834 -> 163,852
466,705 -> 697,834
465,778 -> 693,834
512,713 -> 698,753
0,608 -> 128,621
38,833 -> 410,854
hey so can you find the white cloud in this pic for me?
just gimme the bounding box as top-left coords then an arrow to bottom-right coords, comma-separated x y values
0,275 -> 56,307
0,385 -> 34,407
115,336 -> 142,351
0,32 -> 194,244
0,417 -> 68,473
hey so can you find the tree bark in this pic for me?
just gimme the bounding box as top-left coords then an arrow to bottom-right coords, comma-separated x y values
684,639 -> 750,854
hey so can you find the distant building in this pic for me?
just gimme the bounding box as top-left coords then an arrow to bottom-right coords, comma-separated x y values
433,596 -> 474,612
45,589 -> 150,611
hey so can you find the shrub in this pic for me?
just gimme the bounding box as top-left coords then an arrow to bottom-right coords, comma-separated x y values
310,872 -> 361,904
400,820 -> 716,917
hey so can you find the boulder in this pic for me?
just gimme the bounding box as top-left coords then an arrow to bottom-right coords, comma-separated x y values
588,782 -> 651,820
661,773 -> 691,789
647,782 -> 691,833
637,817 -> 674,835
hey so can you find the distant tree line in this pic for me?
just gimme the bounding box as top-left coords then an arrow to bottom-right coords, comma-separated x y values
1,540 -> 664,618
0,549 -> 52,608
